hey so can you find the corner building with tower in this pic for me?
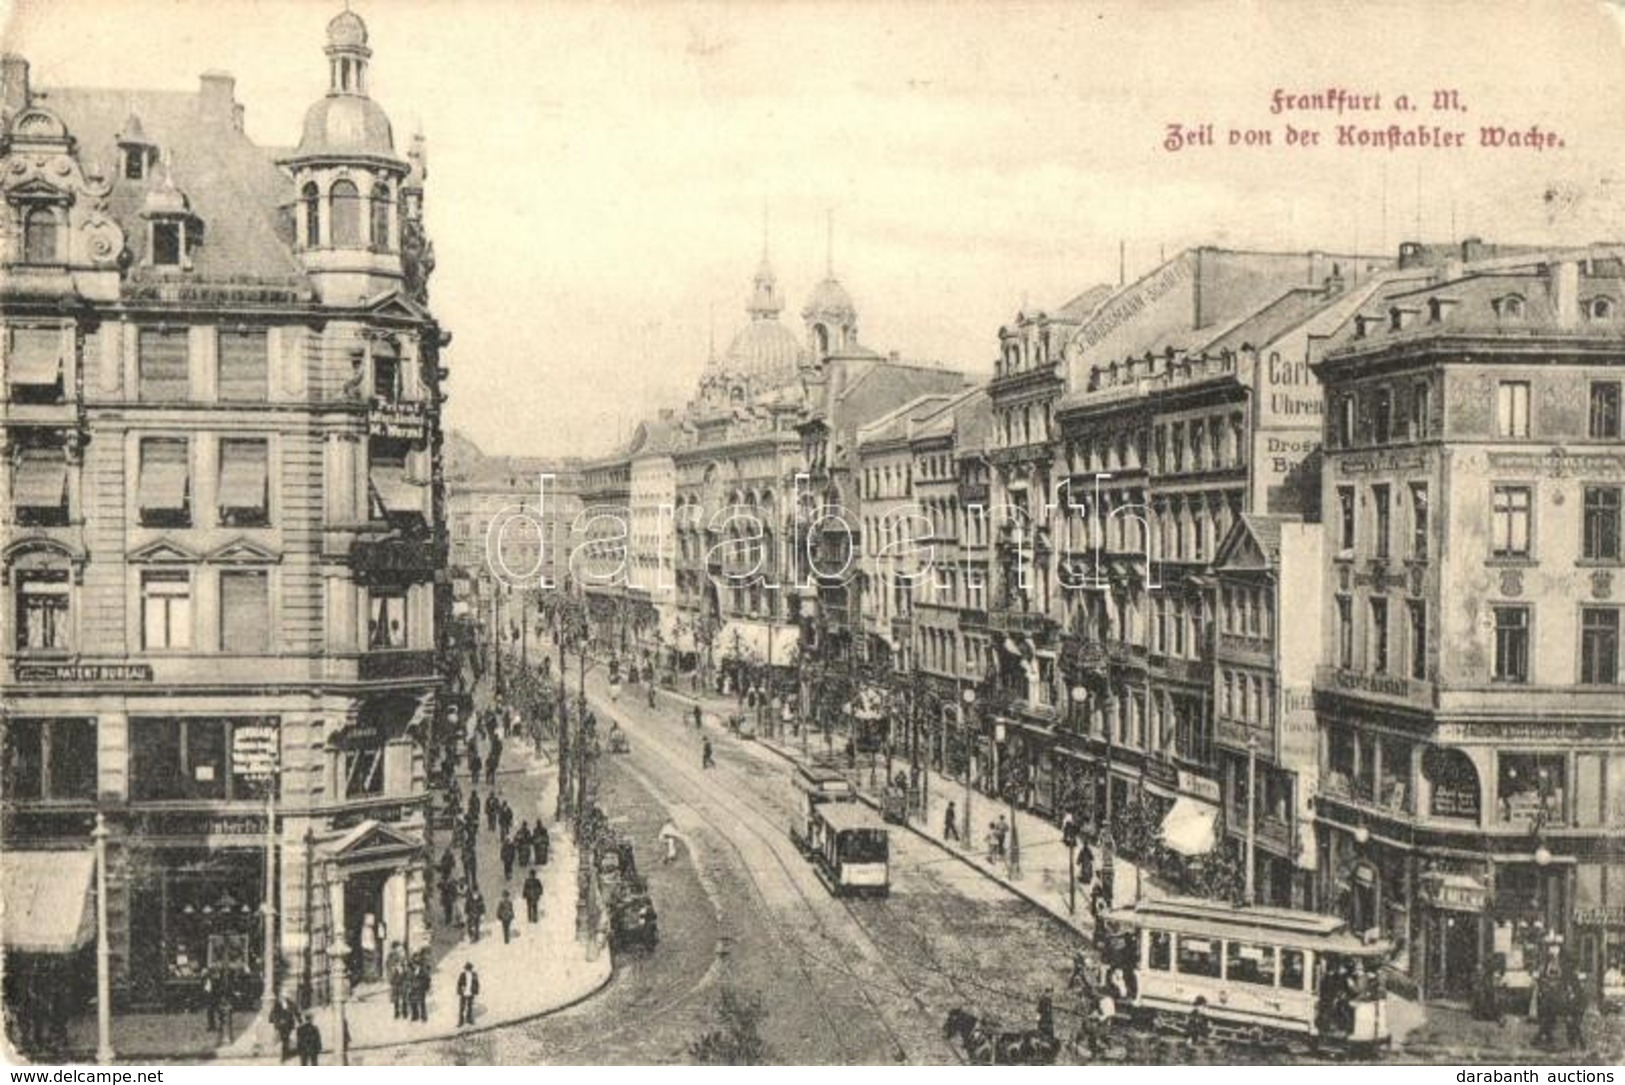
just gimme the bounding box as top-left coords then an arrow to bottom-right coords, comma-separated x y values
0,9 -> 449,1010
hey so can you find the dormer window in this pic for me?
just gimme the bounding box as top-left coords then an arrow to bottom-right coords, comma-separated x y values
124,147 -> 148,180
1589,297 -> 1614,320
152,221 -> 183,266
1428,298 -> 1443,323
1496,295 -> 1525,320
1354,315 -> 1370,339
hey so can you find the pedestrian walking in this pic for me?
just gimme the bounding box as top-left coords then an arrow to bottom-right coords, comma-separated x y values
501,836 -> 517,881
535,822 -> 551,865
387,941 -> 409,1019
438,846 -> 456,886
466,790 -> 480,829
995,814 -> 1009,858
296,1013 -> 323,1065
271,993 -> 298,1061
409,953 -> 430,1022
1563,966 -> 1587,1050
466,886 -> 486,943
1078,839 -> 1095,885
515,822 -> 533,867
440,874 -> 459,925
1037,987 -> 1055,1038
469,749 -> 483,785
693,705 -> 702,730
986,821 -> 1000,862
702,736 -> 715,769
456,963 -> 481,1027
499,799 -> 514,840
497,889 -> 516,944
659,820 -> 680,863
485,791 -> 501,832
522,868 -> 544,922
943,800 -> 960,842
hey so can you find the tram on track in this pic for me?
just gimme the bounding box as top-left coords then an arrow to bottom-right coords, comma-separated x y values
1103,896 -> 1393,1054
808,801 -> 890,898
788,765 -> 888,897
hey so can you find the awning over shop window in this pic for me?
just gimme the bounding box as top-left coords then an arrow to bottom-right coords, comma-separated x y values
370,465 -> 422,515
719,620 -> 800,662
7,328 -> 62,386
13,452 -> 67,508
2,850 -> 95,954
1159,796 -> 1218,857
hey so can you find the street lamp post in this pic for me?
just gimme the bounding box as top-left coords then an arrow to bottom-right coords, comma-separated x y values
1244,734 -> 1258,905
961,686 -> 976,846
1069,685 -> 1090,916
328,940 -> 350,1066
92,812 -> 113,1065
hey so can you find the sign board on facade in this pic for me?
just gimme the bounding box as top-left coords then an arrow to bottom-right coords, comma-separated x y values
232,725 -> 279,779
1178,770 -> 1221,803
14,663 -> 154,682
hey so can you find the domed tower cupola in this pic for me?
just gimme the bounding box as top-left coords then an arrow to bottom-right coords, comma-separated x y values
802,214 -> 858,362
281,5 -> 412,305
748,254 -> 783,320
325,8 -> 371,96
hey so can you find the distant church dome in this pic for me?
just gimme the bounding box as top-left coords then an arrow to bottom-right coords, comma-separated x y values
805,276 -> 855,321
717,255 -> 806,387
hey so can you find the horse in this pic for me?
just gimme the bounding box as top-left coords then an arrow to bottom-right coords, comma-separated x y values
942,1007 -> 1060,1065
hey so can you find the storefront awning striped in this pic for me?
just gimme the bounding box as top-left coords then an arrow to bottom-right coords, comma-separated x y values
2,849 -> 95,954
370,465 -> 423,515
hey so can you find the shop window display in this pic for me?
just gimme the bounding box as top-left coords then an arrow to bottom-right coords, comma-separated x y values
1496,753 -> 1564,827
130,718 -> 278,802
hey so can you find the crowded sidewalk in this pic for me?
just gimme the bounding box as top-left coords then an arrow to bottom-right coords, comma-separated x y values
54,722 -> 609,1064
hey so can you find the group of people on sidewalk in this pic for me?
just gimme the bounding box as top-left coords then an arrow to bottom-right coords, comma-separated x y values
1473,939 -> 1596,1052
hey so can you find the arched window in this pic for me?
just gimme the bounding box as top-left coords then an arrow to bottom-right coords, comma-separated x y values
369,183 -> 392,251
22,207 -> 58,263
302,182 -> 321,248
330,180 -> 362,247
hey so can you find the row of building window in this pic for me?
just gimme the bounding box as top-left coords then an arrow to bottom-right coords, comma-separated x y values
1334,379 -> 1625,447
2,716 -> 406,805
299,180 -> 394,252
1335,483 -> 1428,558
1334,596 -> 1429,680
13,567 -> 414,655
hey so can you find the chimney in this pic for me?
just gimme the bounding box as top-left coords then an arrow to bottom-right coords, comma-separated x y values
1551,259 -> 1580,327
2,54 -> 30,119
198,70 -> 235,126
1460,236 -> 1487,264
1307,249 -> 1327,286
231,102 -> 245,133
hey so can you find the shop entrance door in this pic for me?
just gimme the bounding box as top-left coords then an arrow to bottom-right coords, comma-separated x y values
343,869 -> 390,986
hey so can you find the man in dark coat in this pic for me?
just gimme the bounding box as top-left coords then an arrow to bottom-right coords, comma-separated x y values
498,799 -> 514,840
408,953 -> 430,1022
497,889 -> 516,943
485,791 -> 501,832
465,886 -> 485,942
522,868 -> 544,922
500,836 -> 517,882
438,846 -> 456,887
535,823 -> 551,865
296,1014 -> 323,1065
386,941 -> 409,1019
456,963 -> 481,1027
1037,987 -> 1055,1038
515,822 -> 533,867
270,994 -> 298,1061
1078,840 -> 1095,886
439,873 -> 459,925
466,790 -> 481,830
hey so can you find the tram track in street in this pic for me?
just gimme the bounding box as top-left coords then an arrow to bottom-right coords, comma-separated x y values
593,685 -> 967,1064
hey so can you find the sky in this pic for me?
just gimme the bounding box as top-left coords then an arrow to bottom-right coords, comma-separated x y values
6,0 -> 1625,457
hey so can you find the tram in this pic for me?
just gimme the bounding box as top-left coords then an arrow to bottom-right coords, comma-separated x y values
789,764 -> 855,855
1103,896 -> 1393,1053
808,801 -> 890,898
